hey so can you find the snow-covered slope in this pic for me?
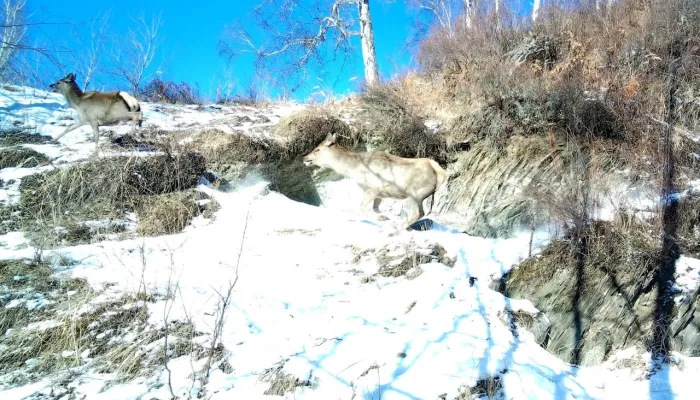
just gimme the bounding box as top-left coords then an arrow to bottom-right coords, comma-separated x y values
1,85 -> 699,400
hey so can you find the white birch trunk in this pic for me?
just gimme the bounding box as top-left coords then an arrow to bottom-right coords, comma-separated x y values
358,0 -> 379,87
532,0 -> 541,22
464,0 -> 475,29
494,0 -> 501,31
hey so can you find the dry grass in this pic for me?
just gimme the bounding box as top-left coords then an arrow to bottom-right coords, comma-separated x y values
136,191 -> 200,236
352,242 -> 455,279
358,84 -> 449,165
675,194 -> 700,258
0,258 -> 97,377
0,261 -> 195,387
259,361 -> 313,395
19,152 -> 205,236
409,0 -> 700,188
0,147 -> 51,169
273,108 -> 356,160
0,128 -> 53,146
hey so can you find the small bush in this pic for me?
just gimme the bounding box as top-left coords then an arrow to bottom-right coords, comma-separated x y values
136,191 -> 199,236
173,111 -> 354,169
139,78 -> 202,105
505,33 -> 561,69
0,147 -> 51,169
359,84 -> 449,164
19,152 -> 205,227
273,109 -> 355,160
0,128 -> 53,146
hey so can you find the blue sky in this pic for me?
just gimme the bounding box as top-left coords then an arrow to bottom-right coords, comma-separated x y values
27,0 -> 424,101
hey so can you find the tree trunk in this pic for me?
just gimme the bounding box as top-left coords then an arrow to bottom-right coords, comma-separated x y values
532,0 -> 541,22
358,0 -> 379,87
494,0 -> 501,31
465,0 -> 475,29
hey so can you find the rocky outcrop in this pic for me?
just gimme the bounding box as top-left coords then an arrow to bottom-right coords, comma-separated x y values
500,221 -> 700,366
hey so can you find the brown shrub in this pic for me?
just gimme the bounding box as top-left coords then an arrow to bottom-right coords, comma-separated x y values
273,109 -> 355,160
359,84 -> 449,165
136,191 -> 200,236
0,147 -> 51,169
19,152 -> 205,227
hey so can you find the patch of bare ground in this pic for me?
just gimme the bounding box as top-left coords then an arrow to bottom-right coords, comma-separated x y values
259,359 -> 314,395
350,241 -> 456,281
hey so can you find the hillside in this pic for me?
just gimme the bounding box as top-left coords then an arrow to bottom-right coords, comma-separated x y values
1,0 -> 700,399
0,80 -> 697,399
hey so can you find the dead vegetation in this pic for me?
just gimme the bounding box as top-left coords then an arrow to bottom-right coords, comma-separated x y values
17,152 -> 207,242
0,147 -> 51,169
0,257 -> 212,387
358,83 -> 450,166
341,0 -> 700,237
136,190 -> 200,236
352,242 -> 456,280
259,360 -> 313,396
677,194 -> 700,258
0,128 -> 53,146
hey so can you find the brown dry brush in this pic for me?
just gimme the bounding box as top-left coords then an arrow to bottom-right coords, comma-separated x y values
358,83 -> 450,165
415,0 -> 699,168
17,152 -> 206,242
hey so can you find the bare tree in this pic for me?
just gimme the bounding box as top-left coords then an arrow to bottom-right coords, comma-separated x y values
411,0 -> 459,35
0,0 -> 26,73
220,0 -> 380,89
69,11 -> 111,90
110,12 -> 163,93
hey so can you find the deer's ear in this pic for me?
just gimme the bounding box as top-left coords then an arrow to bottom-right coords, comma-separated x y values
326,132 -> 337,144
65,73 -> 76,81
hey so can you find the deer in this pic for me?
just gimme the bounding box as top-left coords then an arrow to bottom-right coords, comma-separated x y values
302,132 -> 447,234
48,73 -> 144,154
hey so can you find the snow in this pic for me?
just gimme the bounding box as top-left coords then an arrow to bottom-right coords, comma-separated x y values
1,84 -> 700,399
674,256 -> 700,304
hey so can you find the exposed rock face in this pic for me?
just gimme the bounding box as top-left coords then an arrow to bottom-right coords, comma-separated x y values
501,221 -> 700,366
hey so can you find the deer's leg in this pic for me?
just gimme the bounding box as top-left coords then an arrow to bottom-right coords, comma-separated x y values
371,198 -> 390,221
359,191 -> 386,221
89,120 -> 101,154
397,197 -> 425,232
53,120 -> 88,142
360,191 -> 375,217
131,111 -> 143,130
